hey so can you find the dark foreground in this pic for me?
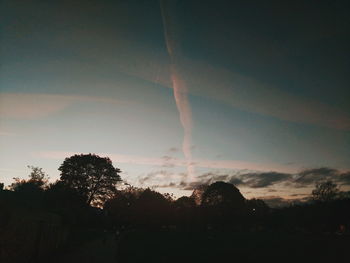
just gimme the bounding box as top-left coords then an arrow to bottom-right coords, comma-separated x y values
48,228 -> 349,263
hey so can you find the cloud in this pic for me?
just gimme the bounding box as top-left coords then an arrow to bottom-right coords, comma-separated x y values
230,172 -> 293,188
294,167 -> 338,186
10,1 -> 348,131
168,147 -> 179,153
0,131 -> 16,136
189,171 -> 292,189
95,40 -> 350,130
257,196 -> 293,208
161,0 -> 195,182
0,93 -> 124,119
161,155 -> 176,168
33,151 -> 350,191
292,167 -> 350,187
176,167 -> 350,191
34,151 -> 299,173
136,170 -> 187,189
337,171 -> 350,185
259,196 -> 312,208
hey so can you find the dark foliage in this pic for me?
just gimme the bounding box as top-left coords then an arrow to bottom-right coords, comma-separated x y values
58,154 -> 121,205
2,159 -> 350,263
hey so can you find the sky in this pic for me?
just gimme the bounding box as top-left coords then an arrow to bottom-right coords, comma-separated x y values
1,0 -> 349,205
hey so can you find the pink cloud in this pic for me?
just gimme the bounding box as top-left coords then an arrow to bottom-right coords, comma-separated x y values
0,93 -> 125,119
34,151 -> 299,174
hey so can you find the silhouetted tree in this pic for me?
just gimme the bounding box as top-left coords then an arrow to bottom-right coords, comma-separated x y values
7,166 -> 49,207
201,181 -> 245,209
337,191 -> 350,200
44,181 -> 88,224
104,187 -> 142,226
312,180 -> 339,202
133,188 -> 171,226
58,154 -> 121,206
173,196 -> 197,227
190,184 -> 208,205
200,182 -> 246,227
246,198 -> 270,215
9,165 -> 49,191
174,196 -> 196,209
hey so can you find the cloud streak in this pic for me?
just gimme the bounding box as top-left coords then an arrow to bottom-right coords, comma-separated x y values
160,0 -> 195,182
0,93 -> 125,119
34,151 -> 299,174
182,168 -> 350,191
80,34 -> 350,131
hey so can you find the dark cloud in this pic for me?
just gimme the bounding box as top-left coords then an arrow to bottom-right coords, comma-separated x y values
168,147 -> 179,153
234,172 -> 292,188
161,155 -> 175,168
290,193 -> 308,197
181,173 -> 229,190
138,167 -> 350,194
138,170 -> 175,185
258,197 -> 290,208
195,171 -> 292,189
182,167 -> 350,191
151,182 -> 178,188
162,155 -> 172,161
182,181 -> 207,191
294,167 -> 338,186
258,196 -> 309,208
228,177 -> 244,186
338,171 -> 350,185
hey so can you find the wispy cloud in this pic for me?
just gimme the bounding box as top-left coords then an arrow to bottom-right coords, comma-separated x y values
34,151 -> 299,174
0,131 -> 16,136
34,151 -> 350,190
181,167 -> 350,191
160,0 -> 195,182
168,147 -> 179,153
228,172 -> 293,188
0,93 -> 124,119
174,58 -> 350,131
88,36 -> 350,131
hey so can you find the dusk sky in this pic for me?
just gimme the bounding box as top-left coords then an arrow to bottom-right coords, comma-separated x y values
1,0 -> 349,204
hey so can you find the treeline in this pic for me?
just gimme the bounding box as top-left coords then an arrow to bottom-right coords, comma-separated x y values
1,154 -> 350,263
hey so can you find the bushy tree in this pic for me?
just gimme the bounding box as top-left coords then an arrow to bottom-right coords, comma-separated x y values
9,165 -> 49,192
246,198 -> 270,216
201,181 -> 245,209
58,154 -> 121,206
312,180 -> 339,202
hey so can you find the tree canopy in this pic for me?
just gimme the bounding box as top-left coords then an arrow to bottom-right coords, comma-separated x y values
58,154 -> 121,206
201,181 -> 246,209
312,180 -> 339,202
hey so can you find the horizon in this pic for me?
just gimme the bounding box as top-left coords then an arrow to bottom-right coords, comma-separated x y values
1,0 -> 350,206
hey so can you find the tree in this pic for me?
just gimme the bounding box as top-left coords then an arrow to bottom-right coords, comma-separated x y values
133,188 -> 171,225
246,198 -> 270,215
311,180 -> 339,202
43,181 -> 89,225
190,184 -> 208,205
174,196 -> 196,210
201,182 -> 246,226
58,154 -> 121,206
104,186 -> 142,226
7,166 -> 49,207
105,187 -> 172,226
201,181 -> 246,209
9,165 -> 49,192
173,196 -> 197,227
